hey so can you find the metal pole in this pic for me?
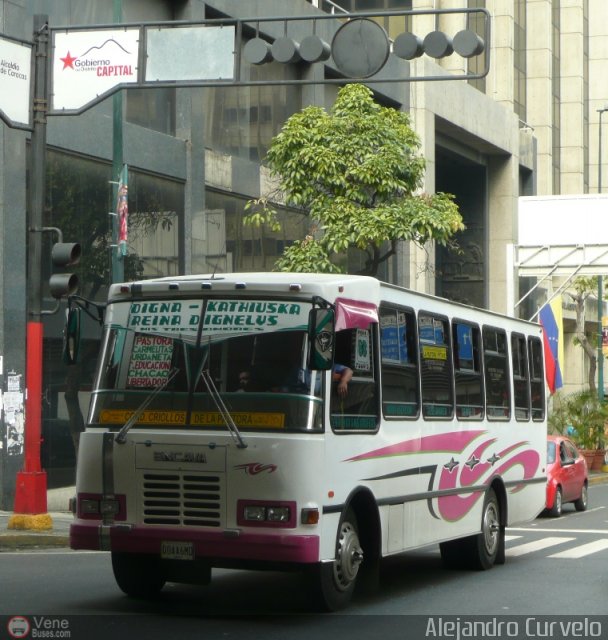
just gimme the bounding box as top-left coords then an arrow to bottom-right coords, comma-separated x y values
598,107 -> 607,402
111,0 -> 124,284
12,15 -> 50,520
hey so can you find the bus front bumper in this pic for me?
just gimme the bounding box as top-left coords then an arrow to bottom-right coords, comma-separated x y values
70,522 -> 320,564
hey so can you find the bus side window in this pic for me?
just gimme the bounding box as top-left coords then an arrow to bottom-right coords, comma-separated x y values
528,336 -> 546,421
419,312 -> 453,419
330,326 -> 379,431
511,333 -> 531,421
380,304 -> 419,419
452,320 -> 483,420
483,327 -> 511,419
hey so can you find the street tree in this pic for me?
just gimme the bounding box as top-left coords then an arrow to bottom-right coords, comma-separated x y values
567,276 -> 603,392
245,83 -> 463,275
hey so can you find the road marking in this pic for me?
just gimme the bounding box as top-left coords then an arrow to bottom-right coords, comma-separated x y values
507,536 -> 575,557
548,539 -> 608,559
505,535 -> 522,542
509,527 -> 608,535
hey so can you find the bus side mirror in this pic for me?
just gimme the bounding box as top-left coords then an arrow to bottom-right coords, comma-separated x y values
308,308 -> 335,370
63,306 -> 81,365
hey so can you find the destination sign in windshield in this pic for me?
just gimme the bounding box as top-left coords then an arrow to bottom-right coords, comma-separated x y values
126,299 -> 309,336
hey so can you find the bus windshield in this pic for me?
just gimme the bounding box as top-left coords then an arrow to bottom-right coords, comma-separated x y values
88,297 -> 323,433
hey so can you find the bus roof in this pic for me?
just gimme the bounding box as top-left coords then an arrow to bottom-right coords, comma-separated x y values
107,272 -> 540,332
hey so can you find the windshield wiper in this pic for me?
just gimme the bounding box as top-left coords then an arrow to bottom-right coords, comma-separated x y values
200,369 -> 247,449
115,368 -> 180,444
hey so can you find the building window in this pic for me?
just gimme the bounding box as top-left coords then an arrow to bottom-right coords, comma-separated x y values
202,190 -> 309,274
126,88 -> 176,135
204,45 -> 302,163
44,150 -> 183,303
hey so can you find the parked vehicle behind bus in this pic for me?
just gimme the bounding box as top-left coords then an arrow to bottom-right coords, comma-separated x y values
69,273 -> 547,610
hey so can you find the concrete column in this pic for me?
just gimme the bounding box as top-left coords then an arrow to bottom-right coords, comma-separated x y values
485,0 -> 515,111
589,0 -> 608,193
487,153 -> 519,314
526,0 -> 554,195
560,1 -> 586,193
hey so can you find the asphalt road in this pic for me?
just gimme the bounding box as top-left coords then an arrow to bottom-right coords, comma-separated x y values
1,484 -> 607,640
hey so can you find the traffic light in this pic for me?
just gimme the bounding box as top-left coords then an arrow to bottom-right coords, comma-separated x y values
49,242 -> 81,299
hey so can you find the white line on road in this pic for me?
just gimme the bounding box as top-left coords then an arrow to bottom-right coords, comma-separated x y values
548,539 -> 608,559
507,536 -> 575,557
509,527 -> 608,535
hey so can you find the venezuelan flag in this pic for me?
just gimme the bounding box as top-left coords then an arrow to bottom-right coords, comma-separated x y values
539,296 -> 564,394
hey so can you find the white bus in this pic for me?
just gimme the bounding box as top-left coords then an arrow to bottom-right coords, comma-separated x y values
69,272 -> 547,610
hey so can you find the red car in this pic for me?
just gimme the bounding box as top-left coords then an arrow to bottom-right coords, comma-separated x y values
545,435 -> 588,517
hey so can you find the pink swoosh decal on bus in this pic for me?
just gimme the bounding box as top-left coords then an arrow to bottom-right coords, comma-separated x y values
345,430 -> 486,462
345,433 -> 541,522
437,446 -> 541,521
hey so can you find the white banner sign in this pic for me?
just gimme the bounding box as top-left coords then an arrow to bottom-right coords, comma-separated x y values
145,26 -> 234,82
0,36 -> 32,126
51,28 -> 140,111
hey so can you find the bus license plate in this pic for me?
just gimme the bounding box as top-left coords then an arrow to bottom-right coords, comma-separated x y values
161,541 -> 194,561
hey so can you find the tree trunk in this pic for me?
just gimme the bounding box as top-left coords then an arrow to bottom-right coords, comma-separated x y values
573,292 -> 597,392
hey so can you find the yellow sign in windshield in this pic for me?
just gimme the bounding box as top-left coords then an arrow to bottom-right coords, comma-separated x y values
99,409 -> 285,428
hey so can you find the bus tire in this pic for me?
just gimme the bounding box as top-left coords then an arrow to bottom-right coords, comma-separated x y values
443,488 -> 502,571
316,508 -> 363,611
469,487 -> 501,570
111,552 -> 166,598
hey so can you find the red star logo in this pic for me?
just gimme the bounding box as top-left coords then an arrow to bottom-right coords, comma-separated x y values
60,51 -> 77,70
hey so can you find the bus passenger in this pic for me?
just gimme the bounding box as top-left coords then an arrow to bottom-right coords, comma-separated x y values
237,370 -> 251,392
332,364 -> 353,398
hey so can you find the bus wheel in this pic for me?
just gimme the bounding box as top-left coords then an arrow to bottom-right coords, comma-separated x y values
471,488 -> 501,570
111,552 -> 166,598
316,508 -> 363,611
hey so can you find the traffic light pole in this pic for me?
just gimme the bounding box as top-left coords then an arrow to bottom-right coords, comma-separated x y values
10,15 -> 51,527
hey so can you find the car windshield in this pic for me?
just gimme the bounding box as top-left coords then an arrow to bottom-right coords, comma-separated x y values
88,298 -> 324,433
547,440 -> 556,464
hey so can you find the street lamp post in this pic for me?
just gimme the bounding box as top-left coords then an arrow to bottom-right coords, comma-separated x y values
597,106 -> 608,402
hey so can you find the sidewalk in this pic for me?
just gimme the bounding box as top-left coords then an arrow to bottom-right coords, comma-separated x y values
1,473 -> 607,551
0,486 -> 74,550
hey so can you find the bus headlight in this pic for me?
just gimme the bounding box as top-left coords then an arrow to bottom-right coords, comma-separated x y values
266,506 -> 290,522
243,505 -> 267,521
238,500 -> 295,527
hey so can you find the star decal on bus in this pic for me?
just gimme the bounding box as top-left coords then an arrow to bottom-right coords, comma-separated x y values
487,452 -> 501,465
443,457 -> 459,472
465,455 -> 481,470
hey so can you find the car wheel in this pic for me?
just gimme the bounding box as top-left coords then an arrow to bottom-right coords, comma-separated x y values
111,552 -> 166,598
574,482 -> 588,511
315,508 -> 363,611
549,486 -> 563,517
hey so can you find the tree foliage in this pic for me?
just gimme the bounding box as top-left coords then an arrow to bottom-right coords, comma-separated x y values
245,83 -> 463,275
567,276 -> 603,392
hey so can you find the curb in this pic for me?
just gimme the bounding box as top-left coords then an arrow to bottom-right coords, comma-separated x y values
0,534 -> 70,550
